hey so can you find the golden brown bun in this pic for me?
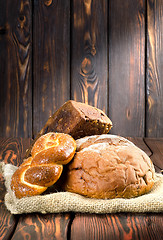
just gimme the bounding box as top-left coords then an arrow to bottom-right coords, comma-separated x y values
61,135 -> 155,199
11,132 -> 76,199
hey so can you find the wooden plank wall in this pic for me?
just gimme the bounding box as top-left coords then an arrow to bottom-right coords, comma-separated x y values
0,0 -> 163,138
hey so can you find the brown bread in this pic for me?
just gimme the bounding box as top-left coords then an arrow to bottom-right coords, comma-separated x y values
25,100 -> 112,158
61,135 -> 155,199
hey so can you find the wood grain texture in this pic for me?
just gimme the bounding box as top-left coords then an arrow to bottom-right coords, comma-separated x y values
71,0 -> 108,113
0,161 -> 14,240
0,204 -> 17,240
0,137 -> 31,202
144,138 -> 163,173
0,137 -> 32,166
146,0 -> 163,137
0,0 -> 7,32
33,0 -> 70,138
11,213 -> 71,240
0,0 -> 32,138
0,137 -> 31,240
109,0 -> 145,137
0,0 -> 163,138
70,213 -> 163,240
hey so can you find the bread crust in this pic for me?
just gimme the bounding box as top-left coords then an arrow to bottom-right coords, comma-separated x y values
61,135 -> 155,199
25,100 -> 112,158
11,132 -> 76,199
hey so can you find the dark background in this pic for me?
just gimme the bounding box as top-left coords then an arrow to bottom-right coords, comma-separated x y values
0,0 -> 162,138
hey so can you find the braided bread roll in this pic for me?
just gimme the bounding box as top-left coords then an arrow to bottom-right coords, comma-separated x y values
11,132 -> 76,199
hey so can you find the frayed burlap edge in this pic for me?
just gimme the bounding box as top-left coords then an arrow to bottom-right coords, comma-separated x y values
1,163 -> 163,214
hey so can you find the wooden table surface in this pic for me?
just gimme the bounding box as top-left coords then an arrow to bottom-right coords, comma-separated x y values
0,137 -> 163,240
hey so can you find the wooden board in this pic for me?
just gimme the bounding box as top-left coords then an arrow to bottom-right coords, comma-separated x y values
146,0 -> 163,137
0,0 -> 32,138
0,137 -> 32,200
144,138 -> 163,173
0,137 -> 32,166
0,204 -> 17,240
0,0 -> 163,139
11,213 -> 71,240
109,0 -> 145,137
71,0 -> 108,113
0,137 -> 31,240
70,213 -> 163,240
33,0 -> 70,138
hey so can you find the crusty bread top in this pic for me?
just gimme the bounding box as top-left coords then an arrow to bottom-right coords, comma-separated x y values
62,134 -> 155,199
76,134 -> 134,151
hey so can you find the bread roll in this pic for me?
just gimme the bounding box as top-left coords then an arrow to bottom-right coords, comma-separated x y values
61,135 -> 155,199
11,132 -> 76,199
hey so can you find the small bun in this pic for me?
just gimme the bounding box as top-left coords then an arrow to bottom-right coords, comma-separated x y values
62,135 -> 155,199
31,132 -> 76,165
11,132 -> 76,198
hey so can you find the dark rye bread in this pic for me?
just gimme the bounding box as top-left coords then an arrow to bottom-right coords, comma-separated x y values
25,100 -> 112,158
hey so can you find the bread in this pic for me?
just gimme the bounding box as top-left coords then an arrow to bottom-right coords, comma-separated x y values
61,135 -> 155,199
39,100 -> 112,139
25,100 -> 112,158
11,132 -> 76,199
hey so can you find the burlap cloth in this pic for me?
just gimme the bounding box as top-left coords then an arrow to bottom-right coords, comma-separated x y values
1,163 -> 163,214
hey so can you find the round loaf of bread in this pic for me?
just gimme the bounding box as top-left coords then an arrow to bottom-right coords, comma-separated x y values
62,135 -> 155,199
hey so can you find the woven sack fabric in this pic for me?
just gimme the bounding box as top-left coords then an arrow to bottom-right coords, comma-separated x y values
1,163 -> 163,214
